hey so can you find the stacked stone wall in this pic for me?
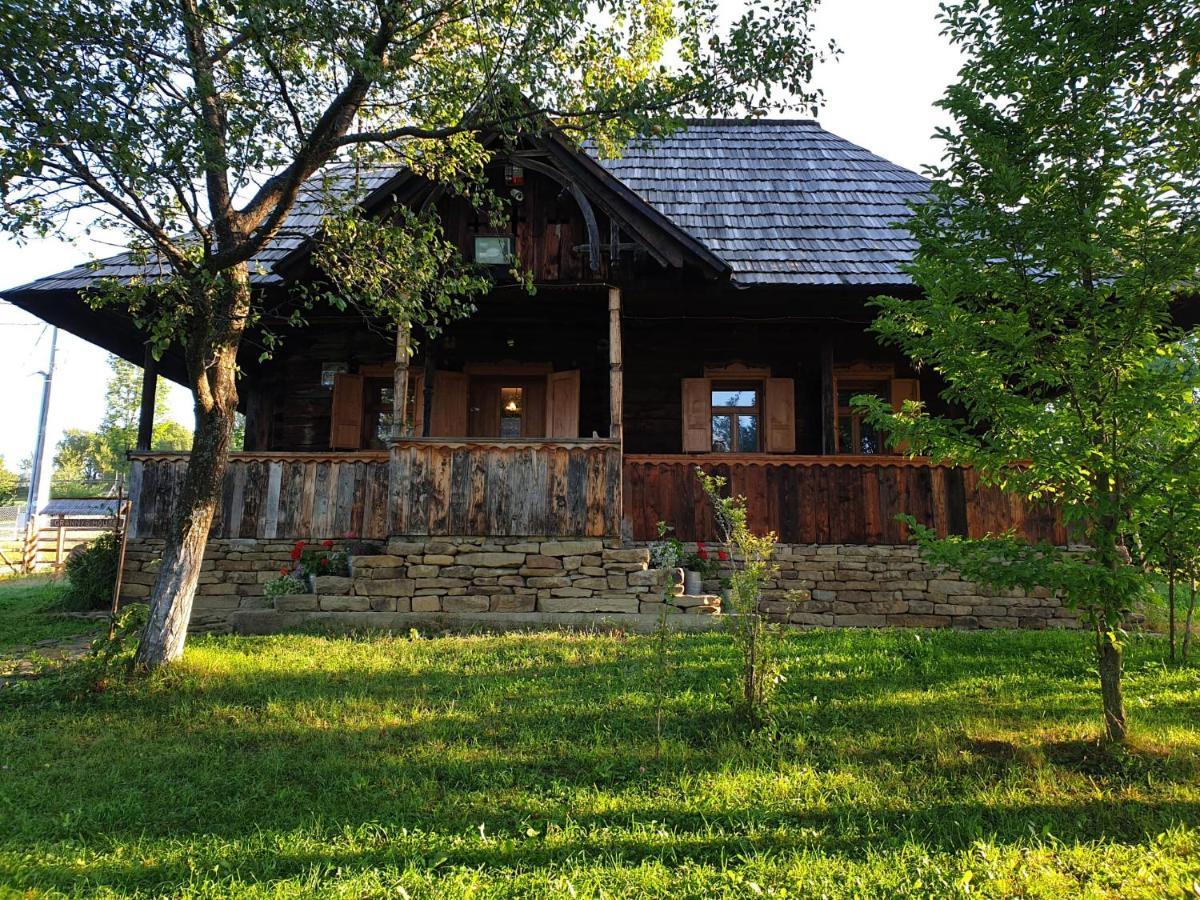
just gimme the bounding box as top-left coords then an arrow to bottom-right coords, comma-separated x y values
119,536 -> 1077,633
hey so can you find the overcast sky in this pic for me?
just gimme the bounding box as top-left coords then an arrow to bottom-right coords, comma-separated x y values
0,0 -> 962,471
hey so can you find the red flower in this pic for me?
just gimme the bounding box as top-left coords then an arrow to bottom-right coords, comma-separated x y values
320,557 -> 329,567
718,550 -> 729,561
696,542 -> 709,560
279,567 -> 288,576
322,539 -> 334,549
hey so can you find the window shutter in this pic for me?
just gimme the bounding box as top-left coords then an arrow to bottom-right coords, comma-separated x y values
681,378 -> 711,452
764,378 -> 796,453
546,369 -> 581,438
329,373 -> 364,450
429,370 -> 469,436
889,378 -> 921,453
890,378 -> 920,411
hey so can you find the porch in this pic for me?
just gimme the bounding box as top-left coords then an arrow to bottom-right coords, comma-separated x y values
126,447 -> 1061,545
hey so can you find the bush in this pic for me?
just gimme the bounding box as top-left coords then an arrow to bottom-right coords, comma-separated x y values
61,532 -> 120,611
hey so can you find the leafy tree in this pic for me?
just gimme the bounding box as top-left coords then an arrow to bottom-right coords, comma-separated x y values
52,356 -> 190,488
856,0 -> 1200,742
0,455 -> 19,505
0,0 -> 829,668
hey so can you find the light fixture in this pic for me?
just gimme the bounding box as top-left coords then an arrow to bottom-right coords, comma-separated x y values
504,398 -> 519,413
474,236 -> 513,265
320,362 -> 348,387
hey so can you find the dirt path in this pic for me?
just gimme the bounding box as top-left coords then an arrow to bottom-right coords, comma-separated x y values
0,631 -> 100,682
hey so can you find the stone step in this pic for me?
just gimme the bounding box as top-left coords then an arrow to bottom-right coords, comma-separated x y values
231,608 -> 726,637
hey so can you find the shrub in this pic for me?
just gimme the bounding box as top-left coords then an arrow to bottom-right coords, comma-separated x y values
61,532 -> 120,611
265,572 -> 309,597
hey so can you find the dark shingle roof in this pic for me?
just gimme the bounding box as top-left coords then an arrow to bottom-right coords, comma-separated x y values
592,120 -> 927,285
2,168 -> 397,295
4,121 -> 927,295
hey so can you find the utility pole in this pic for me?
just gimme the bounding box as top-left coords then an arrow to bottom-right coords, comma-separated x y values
22,327 -> 58,530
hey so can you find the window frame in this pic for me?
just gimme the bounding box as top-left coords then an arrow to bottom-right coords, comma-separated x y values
709,379 -> 763,453
831,363 -> 895,455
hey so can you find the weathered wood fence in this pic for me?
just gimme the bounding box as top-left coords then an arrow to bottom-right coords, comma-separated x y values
128,452 -> 391,540
128,441 -> 623,541
623,455 -> 1066,545
389,439 -> 622,537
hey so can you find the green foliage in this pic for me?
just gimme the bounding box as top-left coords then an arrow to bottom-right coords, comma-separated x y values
264,573 -> 308,598
0,455 -> 18,506
61,532 -> 120,611
696,467 -> 784,726
52,356 -> 190,485
0,626 -> 1198,894
0,578 -> 99,652
854,0 -> 1200,740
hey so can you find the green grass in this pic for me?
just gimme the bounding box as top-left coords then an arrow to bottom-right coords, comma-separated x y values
0,577 -> 98,654
0,610 -> 1198,898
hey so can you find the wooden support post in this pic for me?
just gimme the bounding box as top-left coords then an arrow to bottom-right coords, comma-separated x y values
393,322 -> 410,440
608,286 -> 623,443
820,339 -> 836,455
422,353 -> 435,438
108,481 -> 129,640
55,524 -> 65,567
136,343 -> 157,451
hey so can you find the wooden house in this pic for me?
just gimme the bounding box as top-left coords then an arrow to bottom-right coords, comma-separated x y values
2,120 -> 1078,632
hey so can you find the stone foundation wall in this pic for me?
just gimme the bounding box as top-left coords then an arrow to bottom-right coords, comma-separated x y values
119,537 -> 1077,634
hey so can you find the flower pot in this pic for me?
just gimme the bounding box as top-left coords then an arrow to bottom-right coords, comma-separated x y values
669,567 -> 685,597
683,569 -> 704,595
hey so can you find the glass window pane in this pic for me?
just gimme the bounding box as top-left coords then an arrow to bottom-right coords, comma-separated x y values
738,415 -> 759,452
838,420 -> 853,453
859,423 -> 883,455
711,415 -> 732,452
712,389 -> 757,407
376,412 -> 394,446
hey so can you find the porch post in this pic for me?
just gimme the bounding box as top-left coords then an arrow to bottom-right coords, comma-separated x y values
393,322 -> 410,439
608,286 -> 623,443
820,339 -> 836,455
136,343 -> 157,451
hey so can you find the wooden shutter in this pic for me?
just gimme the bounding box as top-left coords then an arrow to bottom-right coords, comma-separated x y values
890,378 -> 920,411
681,378 -> 711,452
429,370 -> 469,436
329,373 -> 364,450
546,370 -> 581,438
763,378 -> 796,453
889,378 -> 921,453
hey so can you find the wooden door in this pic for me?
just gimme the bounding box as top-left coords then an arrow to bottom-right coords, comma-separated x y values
681,378 -> 711,452
429,371 -> 470,436
546,370 -> 581,438
329,373 -> 364,450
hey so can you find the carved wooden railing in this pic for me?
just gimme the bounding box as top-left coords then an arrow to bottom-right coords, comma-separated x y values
622,454 -> 1066,545
128,440 -> 623,541
127,452 -> 391,541
389,439 -> 621,537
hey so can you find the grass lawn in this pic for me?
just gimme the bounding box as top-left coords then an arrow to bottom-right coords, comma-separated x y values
0,577 -> 101,655
0,585 -> 1198,897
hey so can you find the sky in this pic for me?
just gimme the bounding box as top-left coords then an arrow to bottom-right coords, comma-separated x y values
0,0 -> 963,473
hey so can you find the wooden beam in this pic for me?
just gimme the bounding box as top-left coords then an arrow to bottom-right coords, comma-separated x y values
136,344 -> 157,451
393,322 -> 410,440
608,286 -> 623,443
820,339 -> 836,455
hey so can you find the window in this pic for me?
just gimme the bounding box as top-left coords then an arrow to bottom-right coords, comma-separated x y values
835,379 -> 888,454
362,378 -> 395,449
474,236 -> 513,265
499,386 -> 524,437
710,382 -> 760,452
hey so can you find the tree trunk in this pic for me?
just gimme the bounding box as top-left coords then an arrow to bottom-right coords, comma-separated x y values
1184,576 -> 1197,662
133,267 -> 249,670
1095,623 -> 1127,743
1168,565 -> 1176,662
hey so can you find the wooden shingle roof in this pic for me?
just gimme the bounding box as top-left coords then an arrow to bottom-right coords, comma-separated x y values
592,119 -> 928,286
4,120 -> 927,296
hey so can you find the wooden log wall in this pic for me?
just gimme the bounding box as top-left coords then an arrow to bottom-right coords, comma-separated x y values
623,455 -> 1067,546
389,439 -> 622,537
128,453 -> 391,541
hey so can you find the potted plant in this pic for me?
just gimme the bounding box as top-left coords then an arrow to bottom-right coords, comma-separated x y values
648,522 -> 686,597
681,541 -> 726,595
